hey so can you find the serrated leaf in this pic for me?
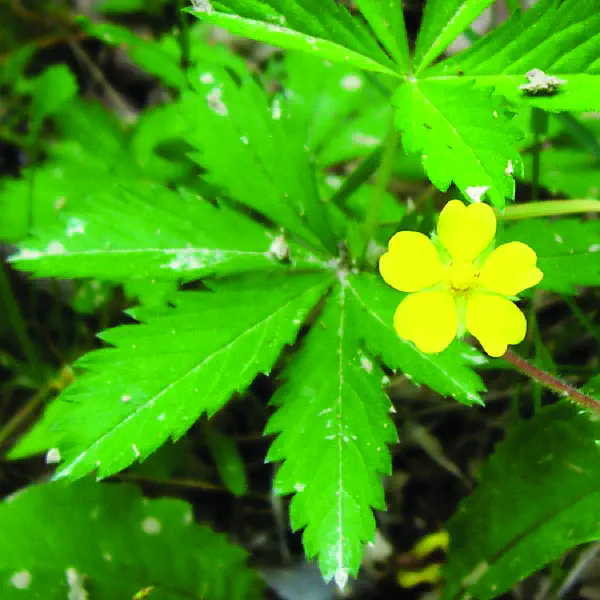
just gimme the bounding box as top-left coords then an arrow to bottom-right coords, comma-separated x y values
442,403 -> 600,600
0,480 -> 262,599
430,0 -> 600,112
52,272 -> 332,481
498,218 -> 600,294
187,0 -> 399,76
393,79 -> 522,208
347,273 -> 486,405
182,63 -> 335,253
11,185 -> 318,281
266,282 -> 397,584
414,0 -> 495,73
353,0 -> 410,71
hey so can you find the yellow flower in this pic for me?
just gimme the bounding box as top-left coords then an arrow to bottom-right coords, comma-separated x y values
379,200 -> 543,357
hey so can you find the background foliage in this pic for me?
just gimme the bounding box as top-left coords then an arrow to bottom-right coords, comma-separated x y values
1,0 -> 599,598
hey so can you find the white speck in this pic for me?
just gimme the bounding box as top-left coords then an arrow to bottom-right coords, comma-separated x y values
554,234 -> 564,244
157,412 -> 166,421
66,217 -> 85,237
318,408 -> 334,416
292,318 -> 301,326
10,571 -> 31,589
272,98 -> 282,120
505,160 -> 514,176
121,394 -> 131,403
12,248 -> 42,261
240,135 -> 249,145
191,0 -> 214,13
54,196 -> 66,210
465,186 -> 489,203
184,510 -> 193,525
47,241 -> 66,255
66,567 -> 88,600
360,355 -> 373,373
132,444 -> 140,458
103,552 -> 112,561
207,87 -> 228,116
294,483 -> 305,492
199,72 -> 215,84
268,235 -> 289,260
381,375 -> 390,385
45,448 -> 61,464
335,568 -> 348,591
352,133 -> 381,147
340,74 -> 362,91
493,111 -> 499,119
162,249 -> 206,272
325,434 -> 335,440
141,516 -> 162,535
326,175 -> 343,189
590,244 -> 600,252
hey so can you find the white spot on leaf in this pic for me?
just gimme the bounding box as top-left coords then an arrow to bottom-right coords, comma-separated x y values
590,244 -> 600,253
66,567 -> 88,600
199,72 -> 215,84
142,516 -> 162,535
45,448 -> 61,464
66,217 -> 85,237
268,235 -> 289,261
121,394 -> 131,403
465,186 -> 489,203
10,571 -> 31,589
340,74 -> 362,91
191,0 -> 214,13
47,241 -> 66,255
334,568 -> 348,591
207,87 -> 228,116
504,160 -> 514,176
360,355 -> 373,373
272,98 -> 282,120
352,133 -> 381,147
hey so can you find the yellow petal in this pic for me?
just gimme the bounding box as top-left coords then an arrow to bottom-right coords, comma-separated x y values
437,200 -> 496,262
394,291 -> 457,353
379,231 -> 443,293
479,241 -> 544,296
466,292 -> 526,357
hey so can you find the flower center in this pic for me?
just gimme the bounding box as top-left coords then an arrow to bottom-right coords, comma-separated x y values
445,260 -> 479,292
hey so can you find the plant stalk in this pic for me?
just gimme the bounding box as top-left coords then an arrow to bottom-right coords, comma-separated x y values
360,113 -> 398,264
503,349 -> 600,414
499,199 -> 600,220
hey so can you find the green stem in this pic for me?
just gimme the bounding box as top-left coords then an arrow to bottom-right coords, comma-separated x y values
563,295 -> 600,346
530,108 -> 548,202
0,264 -> 42,382
504,0 -> 521,15
499,199 -> 600,220
176,0 -> 191,72
360,113 -> 398,264
330,145 -> 382,208
502,349 -> 600,415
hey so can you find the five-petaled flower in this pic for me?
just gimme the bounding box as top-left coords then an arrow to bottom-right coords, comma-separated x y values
379,200 -> 544,357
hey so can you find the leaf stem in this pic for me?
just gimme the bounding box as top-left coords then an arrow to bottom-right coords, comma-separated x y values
498,199 -> 600,220
0,264 -> 42,382
176,0 -> 191,72
360,112 -> 398,264
502,349 -> 600,414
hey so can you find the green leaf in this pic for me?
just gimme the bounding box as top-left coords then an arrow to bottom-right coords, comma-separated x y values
442,403 -> 600,600
0,480 -> 262,599
83,21 -> 187,88
52,272 -> 331,481
347,273 -> 486,405
499,218 -> 600,294
186,0 -> 399,76
353,0 -> 410,71
205,423 -> 248,496
182,63 -> 335,252
431,0 -> 600,112
266,282 -> 397,586
11,185 -> 319,281
413,0 -> 495,73
393,79 -> 523,208
30,65 -> 78,131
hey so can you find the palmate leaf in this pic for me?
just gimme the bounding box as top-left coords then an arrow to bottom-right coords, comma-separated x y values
393,78 -> 523,208
442,403 -> 600,600
10,185 -> 321,281
266,282 -> 397,587
187,0 -> 400,76
0,480 -> 262,599
430,0 -> 600,112
181,63 -> 335,253
51,272 -> 331,481
413,0 -> 496,74
499,218 -> 600,294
